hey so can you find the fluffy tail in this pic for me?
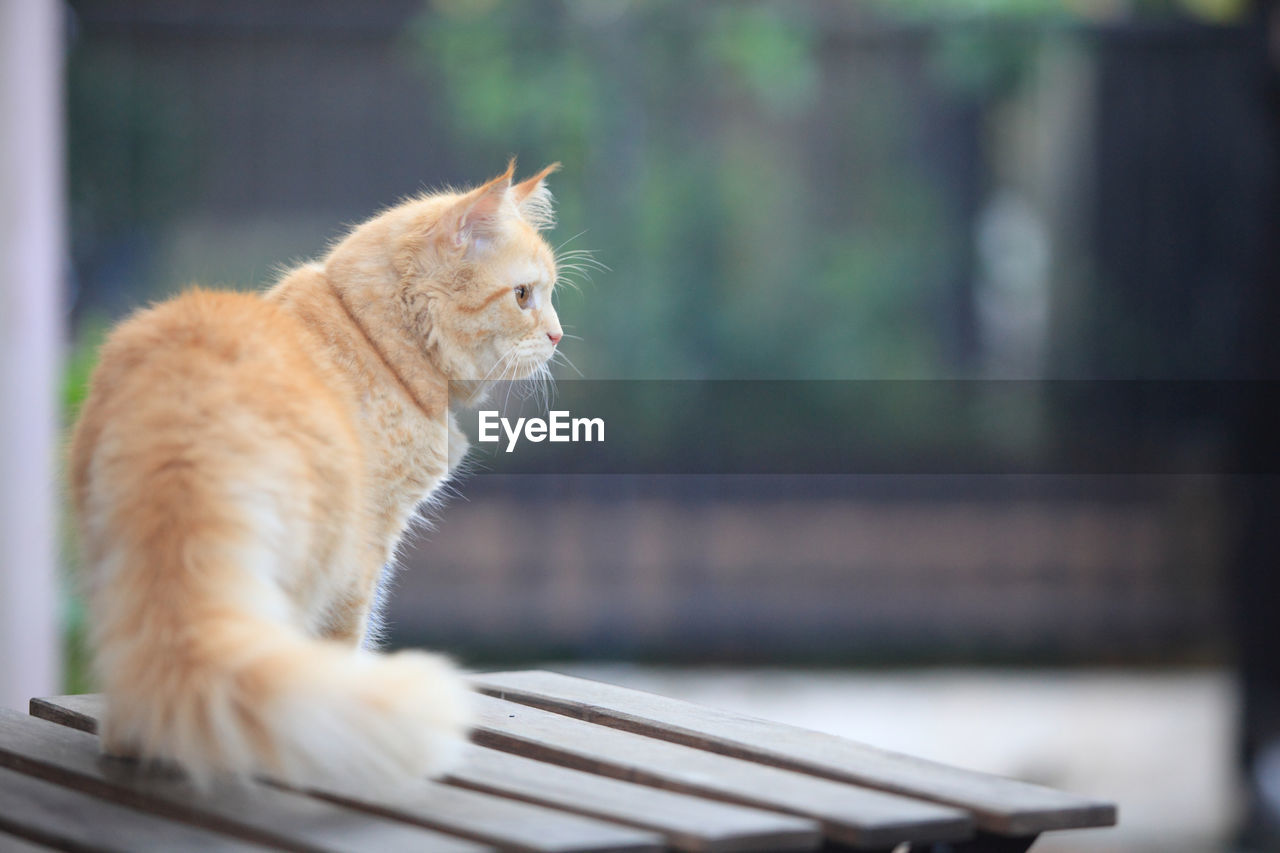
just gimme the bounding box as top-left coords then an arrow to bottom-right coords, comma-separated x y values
96,611 -> 470,789
90,543 -> 471,790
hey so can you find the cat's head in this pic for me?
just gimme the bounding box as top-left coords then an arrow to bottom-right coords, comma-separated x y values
396,161 -> 565,386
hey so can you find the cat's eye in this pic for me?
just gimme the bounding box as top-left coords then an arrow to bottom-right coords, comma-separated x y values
514,284 -> 533,309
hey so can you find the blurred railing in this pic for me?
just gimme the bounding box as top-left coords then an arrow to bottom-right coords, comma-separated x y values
389,475 -> 1228,664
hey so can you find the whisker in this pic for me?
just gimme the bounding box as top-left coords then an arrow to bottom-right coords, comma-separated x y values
542,363 -> 558,409
558,261 -> 608,276
554,275 -> 583,294
556,247 -> 605,262
554,243 -> 606,297
552,350 -> 584,378
528,363 -> 545,412
501,352 -> 527,412
479,344 -> 520,384
556,254 -> 608,273
554,229 -> 590,254
556,270 -> 597,285
556,258 -> 608,274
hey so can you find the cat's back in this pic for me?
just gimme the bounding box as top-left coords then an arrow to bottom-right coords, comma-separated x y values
93,288 -> 315,387
71,288 -> 358,505
80,288 -> 340,422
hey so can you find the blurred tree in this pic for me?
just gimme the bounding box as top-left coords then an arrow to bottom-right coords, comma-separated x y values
405,0 -> 964,379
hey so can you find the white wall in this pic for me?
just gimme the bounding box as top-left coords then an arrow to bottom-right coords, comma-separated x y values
0,0 -> 65,710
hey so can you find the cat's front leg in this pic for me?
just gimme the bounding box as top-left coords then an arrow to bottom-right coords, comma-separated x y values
318,544 -> 388,649
321,594 -> 374,648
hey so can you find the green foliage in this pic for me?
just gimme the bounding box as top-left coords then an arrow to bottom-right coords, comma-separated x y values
61,317 -> 109,427
873,0 -> 1245,19
405,0 -> 965,379
61,594 -> 93,695
58,317 -> 112,693
704,6 -> 819,117
878,0 -> 1067,17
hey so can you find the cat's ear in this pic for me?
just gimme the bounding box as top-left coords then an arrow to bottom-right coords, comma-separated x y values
512,162 -> 560,231
444,160 -> 516,253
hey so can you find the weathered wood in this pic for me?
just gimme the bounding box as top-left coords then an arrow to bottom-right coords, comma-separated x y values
0,830 -> 57,852
0,764 -> 269,852
302,769 -> 665,853
28,696 -> 98,735
449,744 -> 823,852
917,831 -> 1040,852
29,697 -> 662,853
33,693 -> 818,852
0,708 -> 488,853
31,675 -> 1118,850
34,692 -> 970,849
947,829 -> 1034,850
469,692 -> 971,849
472,671 -> 1117,837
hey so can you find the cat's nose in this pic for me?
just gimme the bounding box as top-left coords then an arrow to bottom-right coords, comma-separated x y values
547,331 -> 563,345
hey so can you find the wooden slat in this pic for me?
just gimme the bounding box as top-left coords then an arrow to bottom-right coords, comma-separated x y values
471,670 -> 1118,837
0,708 -> 488,853
469,693 -> 970,849
34,693 -> 818,852
0,830 -> 58,852
0,764 -> 268,852
448,745 -> 822,853
30,697 -> 662,853
301,770 -> 664,853
27,695 -> 107,735
37,692 -> 967,849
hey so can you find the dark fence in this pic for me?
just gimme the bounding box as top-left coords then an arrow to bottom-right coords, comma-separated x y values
388,475 -> 1229,664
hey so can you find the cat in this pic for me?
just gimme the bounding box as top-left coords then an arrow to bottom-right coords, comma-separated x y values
68,160 -> 565,789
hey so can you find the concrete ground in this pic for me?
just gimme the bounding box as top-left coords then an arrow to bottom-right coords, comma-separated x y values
542,665 -> 1238,853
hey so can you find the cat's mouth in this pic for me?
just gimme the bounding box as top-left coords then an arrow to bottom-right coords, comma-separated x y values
511,352 -> 554,380
501,341 -> 556,381
475,353 -> 546,386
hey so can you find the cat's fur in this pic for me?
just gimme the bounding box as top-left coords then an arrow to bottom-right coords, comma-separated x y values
68,161 -> 565,788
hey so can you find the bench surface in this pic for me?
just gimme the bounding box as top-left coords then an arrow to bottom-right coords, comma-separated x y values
0,670 -> 1115,852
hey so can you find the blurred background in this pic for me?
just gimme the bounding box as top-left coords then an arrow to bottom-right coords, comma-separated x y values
2,0 -> 1278,850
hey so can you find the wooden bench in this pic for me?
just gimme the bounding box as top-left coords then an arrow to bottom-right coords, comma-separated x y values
0,670 -> 1115,852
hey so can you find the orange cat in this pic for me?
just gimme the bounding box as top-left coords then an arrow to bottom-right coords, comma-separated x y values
68,161 -> 565,788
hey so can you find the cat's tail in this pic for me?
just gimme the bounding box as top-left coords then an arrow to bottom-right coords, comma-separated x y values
92,571 -> 471,790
